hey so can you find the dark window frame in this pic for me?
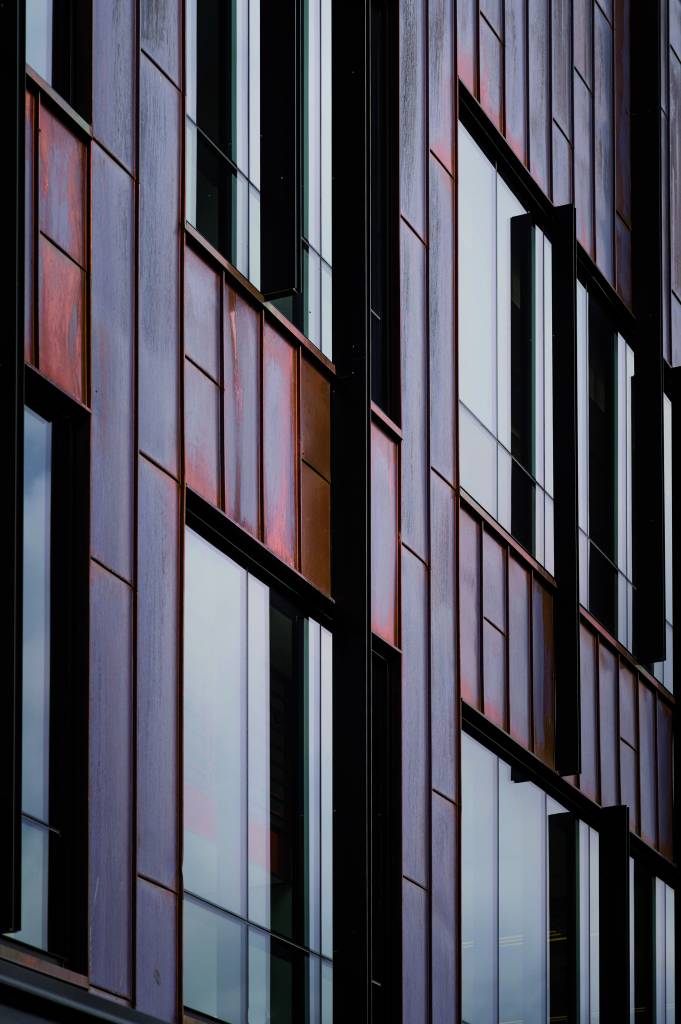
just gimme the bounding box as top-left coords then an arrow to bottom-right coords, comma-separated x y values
25,0 -> 92,123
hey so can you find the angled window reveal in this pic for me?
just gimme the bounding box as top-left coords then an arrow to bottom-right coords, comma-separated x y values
26,0 -> 91,118
654,394 -> 673,692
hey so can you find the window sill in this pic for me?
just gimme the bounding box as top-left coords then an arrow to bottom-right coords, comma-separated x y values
0,940 -> 87,991
25,66 -> 92,142
371,402 -> 402,442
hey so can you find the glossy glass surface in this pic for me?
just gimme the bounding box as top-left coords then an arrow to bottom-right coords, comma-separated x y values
630,861 -> 675,1023
13,820 -> 50,951
26,0 -> 53,83
655,395 -> 674,690
184,898 -> 246,1023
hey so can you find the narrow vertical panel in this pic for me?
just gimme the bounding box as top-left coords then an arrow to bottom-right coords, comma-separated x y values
184,246 -> 221,382
262,323 -> 298,567
428,158 -> 455,484
483,620 -> 507,728
552,0 -> 573,139
300,463 -> 331,594
136,878 -> 178,1021
552,124 -> 573,207
460,508 -> 482,709
38,235 -> 85,402
670,51 -> 681,298
599,805 -> 630,1022
481,0 -> 503,35
579,625 -> 599,800
139,55 -> 180,476
371,424 -> 399,647
184,361 -> 221,508
656,700 -> 673,859
532,579 -> 555,767
89,563 -> 133,997
505,0 -> 528,161
25,90 -> 34,362
38,106 -> 86,267
457,0 -> 478,94
615,216 -> 632,308
508,556 -> 532,748
92,0 -> 136,170
430,473 -> 456,801
661,112 -> 670,363
402,548 -> 429,887
428,0 -> 454,172
594,8 -> 614,282
400,223 -> 428,560
638,683 -> 658,847
140,0 -> 181,85
618,663 -> 637,746
91,145 -> 135,581
619,740 -> 639,833
137,459 -> 180,889
300,357 -> 331,481
479,17 -> 503,131
574,74 -> 594,253
402,879 -> 429,1024
598,644 -> 618,806
574,0 -> 593,87
482,531 -> 506,632
224,288 -> 260,535
431,795 -> 457,1024
528,0 -> 551,194
614,0 -> 631,225
399,0 -> 427,236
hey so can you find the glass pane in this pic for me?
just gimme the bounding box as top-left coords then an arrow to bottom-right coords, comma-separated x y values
304,621 -> 322,954
304,246 -> 322,351
234,0 -> 249,173
248,0 -> 261,188
543,236 -> 554,497
459,404 -> 498,517
320,0 -> 332,265
656,878 -> 666,1023
665,884 -> 675,1023
547,803 -> 578,1023
579,824 -> 592,1021
183,897 -> 246,1024
191,123 -> 234,257
577,283 -> 589,532
663,396 -> 673,620
322,960 -> 333,1024
23,408 -> 52,824
497,443 -> 512,533
588,830 -> 599,1023
234,170 -> 249,276
320,626 -> 333,960
321,260 -> 333,361
617,335 -> 628,573
184,529 -> 247,916
26,0 -> 53,84
533,228 -> 545,490
195,0 -> 232,155
461,734 -> 498,1023
511,459 -> 535,555
589,541 -> 617,637
496,179 -> 525,451
588,297 -> 617,562
13,819 -> 50,951
249,184 -> 261,291
248,928 -> 320,1024
248,575 -> 272,930
303,0 -> 321,251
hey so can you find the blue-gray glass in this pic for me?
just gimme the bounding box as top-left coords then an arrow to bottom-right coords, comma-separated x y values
12,820 -> 49,951
249,927 -> 322,1024
184,897 -> 246,1023
547,803 -> 579,1022
461,734 -> 498,1023
23,408 -> 52,825
26,0 -> 54,84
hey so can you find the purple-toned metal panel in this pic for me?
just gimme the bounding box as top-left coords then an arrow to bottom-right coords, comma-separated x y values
402,547 -> 429,887
430,472 -> 457,802
136,878 -> 178,1022
184,360 -> 221,508
39,105 -> 86,267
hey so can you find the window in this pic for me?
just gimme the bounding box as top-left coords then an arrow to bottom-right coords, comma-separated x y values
458,125 -> 554,570
183,528 -> 333,1023
461,733 -> 599,1022
26,0 -> 90,117
654,394 -> 673,691
577,284 -> 635,646
630,860 -> 675,1022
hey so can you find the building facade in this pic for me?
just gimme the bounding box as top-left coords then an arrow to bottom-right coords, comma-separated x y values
1,0 -> 678,1021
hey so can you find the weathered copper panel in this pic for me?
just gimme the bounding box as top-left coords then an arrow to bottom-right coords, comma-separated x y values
619,740 -> 639,833
38,105 -> 86,268
531,579 -> 555,766
505,0 -> 528,161
38,235 -> 85,402
89,562 -> 133,998
91,144 -> 135,581
552,0 -> 573,139
614,0 -> 631,225
508,555 -> 532,748
428,157 -> 456,485
460,508 -> 482,710
656,699 -> 673,859
598,643 -> 618,806
371,423 -> 399,647
136,879 -> 178,1021
552,123 -> 573,207
402,879 -> 429,1024
479,16 -> 503,131
428,0 -> 455,173
430,472 -> 457,802
141,0 -> 181,85
579,625 -> 599,801
670,50 -> 681,298
185,245 -> 221,382
400,221 -> 428,560
224,287 -> 261,536
638,682 -> 658,847
137,458 -> 180,890
431,794 -> 457,1024
25,90 -> 35,363
263,323 -> 298,568
574,73 -> 594,253
300,356 -> 331,482
574,0 -> 593,87
92,0 -> 136,170
615,215 -> 632,309
482,530 -> 506,633
300,463 -> 331,595
399,0 -> 427,237
528,0 -> 551,194
402,547 -> 429,886
594,7 -> 615,282
618,662 -> 637,747
184,360 -> 221,509
483,619 -> 507,729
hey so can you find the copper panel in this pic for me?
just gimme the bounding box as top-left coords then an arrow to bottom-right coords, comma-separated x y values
504,0 -> 528,161
460,508 -> 482,710
594,8 -> 615,283
637,683 -> 658,847
669,50 -> 681,297
619,740 -> 639,834
598,643 -> 618,806
579,625 -> 599,801
38,105 -> 86,267
614,0 -> 631,225
402,880 -> 429,1024
300,356 -> 331,481
428,157 -> 456,485
479,16 -> 503,130
185,245 -> 221,381
263,323 -> 298,568
300,462 -> 331,595
615,215 -> 632,309
457,0 -> 478,94
656,700 -> 673,860
399,0 -> 427,237
184,360 -> 221,508
428,0 -> 454,173
552,123 -> 573,207
431,794 -> 458,1024
92,0 -> 136,170
371,423 -> 399,647
483,619 -> 507,729
574,73 -> 594,254
430,472 -> 457,802
531,578 -> 555,767
401,548 -> 429,887
224,286 -> 261,536
574,0 -> 593,87
400,221 -> 428,560
136,879 -> 178,1021
618,662 -> 637,747
552,0 -> 573,139
38,235 -> 85,402
482,530 -> 506,633
25,90 -> 35,363
528,0 -> 551,194
508,555 -> 532,748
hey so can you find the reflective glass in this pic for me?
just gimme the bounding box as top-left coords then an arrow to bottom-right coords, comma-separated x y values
459,404 -> 498,517
496,179 -> 524,450
665,884 -> 675,1022
320,627 -> 333,960
183,897 -> 246,1023
577,283 -> 589,532
26,0 -> 53,84
13,820 -> 50,951
547,801 -> 578,1023
249,928 -> 324,1024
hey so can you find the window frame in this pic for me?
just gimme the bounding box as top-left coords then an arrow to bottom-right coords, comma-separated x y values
25,0 -> 92,123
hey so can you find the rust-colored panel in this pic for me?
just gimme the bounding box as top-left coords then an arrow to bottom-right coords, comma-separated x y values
92,0 -> 136,170
431,794 -> 458,1024
483,619 -> 507,729
300,356 -> 331,481
656,699 -> 673,860
594,8 -> 614,283
598,643 -> 618,806
670,50 -> 681,298
91,145 -> 135,582
399,0 -> 427,237
574,0 -> 593,88
400,221 -> 428,560
184,245 -> 221,382
614,0 -> 631,225
136,879 -> 178,1021
638,682 -> 658,847
457,0 -> 478,95
429,157 -> 455,485
505,0 -> 527,161
460,508 -> 482,709
402,548 -> 429,886
224,286 -> 260,536
263,323 -> 298,568
482,530 -> 506,633
615,215 -> 632,309
429,0 -> 454,173
508,555 -> 532,748
185,360 -> 221,508
371,423 -> 399,647
479,16 -> 503,131
618,662 -> 637,747
430,472 -> 457,802
39,105 -> 86,267
574,73 -> 594,254
38,235 -> 85,402
552,0 -> 572,139
300,463 -> 331,595
552,123 -> 573,207
579,624 -> 599,801
619,740 -> 639,836
532,578 -> 555,767
25,90 -> 35,363
528,0 -> 551,194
